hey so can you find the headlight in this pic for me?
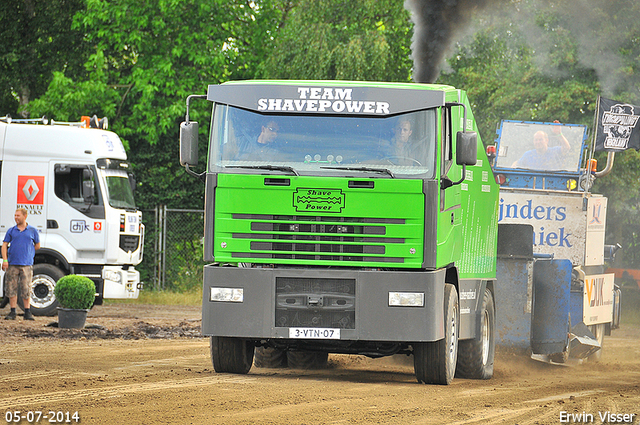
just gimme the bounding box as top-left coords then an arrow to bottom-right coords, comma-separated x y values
210,287 -> 244,303
103,270 -> 122,283
389,291 -> 424,307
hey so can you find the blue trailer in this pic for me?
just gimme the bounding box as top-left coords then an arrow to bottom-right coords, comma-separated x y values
491,120 -> 621,363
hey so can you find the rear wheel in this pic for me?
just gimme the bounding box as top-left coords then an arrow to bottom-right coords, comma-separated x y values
414,283 -> 459,385
28,264 -> 65,316
210,336 -> 254,374
456,287 -> 495,379
286,351 -> 329,370
254,347 -> 288,368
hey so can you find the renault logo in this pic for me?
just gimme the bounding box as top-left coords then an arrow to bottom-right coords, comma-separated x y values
22,179 -> 40,202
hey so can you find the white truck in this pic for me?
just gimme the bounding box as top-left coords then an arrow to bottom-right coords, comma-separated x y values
0,116 -> 144,315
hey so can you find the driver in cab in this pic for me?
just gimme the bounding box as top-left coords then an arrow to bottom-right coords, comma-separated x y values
384,118 -> 424,166
511,121 -> 570,170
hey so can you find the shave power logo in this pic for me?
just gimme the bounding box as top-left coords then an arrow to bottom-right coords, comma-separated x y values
16,175 -> 45,215
293,188 -> 345,213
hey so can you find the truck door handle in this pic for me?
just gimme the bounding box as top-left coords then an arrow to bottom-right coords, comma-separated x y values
264,178 -> 290,186
348,180 -> 374,189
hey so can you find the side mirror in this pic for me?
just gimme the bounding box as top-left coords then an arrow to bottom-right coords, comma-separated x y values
82,168 -> 94,203
180,121 -> 199,166
456,131 -> 478,166
128,172 -> 137,194
82,180 -> 94,203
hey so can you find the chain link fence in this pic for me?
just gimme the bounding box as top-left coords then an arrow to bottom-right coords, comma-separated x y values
140,206 -> 205,291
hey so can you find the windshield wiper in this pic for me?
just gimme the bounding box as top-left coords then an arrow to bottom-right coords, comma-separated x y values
320,166 -> 395,178
225,165 -> 299,176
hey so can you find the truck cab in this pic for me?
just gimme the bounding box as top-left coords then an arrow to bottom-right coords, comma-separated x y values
182,81 -> 499,384
0,116 -> 144,315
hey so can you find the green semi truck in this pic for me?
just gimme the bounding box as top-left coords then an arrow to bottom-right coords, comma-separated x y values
180,80 -> 498,384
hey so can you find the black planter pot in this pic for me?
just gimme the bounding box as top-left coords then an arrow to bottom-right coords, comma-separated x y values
57,308 -> 89,329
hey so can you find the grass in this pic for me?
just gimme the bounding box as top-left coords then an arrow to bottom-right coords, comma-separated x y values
104,287 -> 202,306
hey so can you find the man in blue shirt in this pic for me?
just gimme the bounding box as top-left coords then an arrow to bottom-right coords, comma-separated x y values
512,123 -> 571,170
2,208 -> 40,320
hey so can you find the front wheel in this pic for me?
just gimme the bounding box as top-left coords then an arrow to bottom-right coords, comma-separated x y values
210,336 -> 254,374
254,347 -> 288,368
28,264 -> 65,316
286,351 -> 329,370
414,283 -> 459,385
456,287 -> 495,379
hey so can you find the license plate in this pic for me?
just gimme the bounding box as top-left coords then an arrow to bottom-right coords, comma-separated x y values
289,327 -> 340,339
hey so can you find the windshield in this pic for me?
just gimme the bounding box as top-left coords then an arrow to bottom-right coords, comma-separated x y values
495,121 -> 587,172
103,169 -> 136,209
209,105 -> 437,177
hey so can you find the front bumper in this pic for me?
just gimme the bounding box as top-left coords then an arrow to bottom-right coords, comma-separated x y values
202,265 -> 445,343
102,266 -> 141,299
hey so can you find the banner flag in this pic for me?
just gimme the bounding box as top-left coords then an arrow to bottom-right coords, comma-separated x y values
594,96 -> 640,152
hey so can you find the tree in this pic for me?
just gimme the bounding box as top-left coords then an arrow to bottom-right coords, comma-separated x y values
439,5 -> 599,142
259,0 -> 413,82
0,0 -> 87,116
441,0 -> 640,268
27,0 -> 291,209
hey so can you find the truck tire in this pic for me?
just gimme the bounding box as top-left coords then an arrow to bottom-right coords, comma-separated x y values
254,347 -> 288,368
210,336 -> 254,374
28,264 -> 65,316
413,283 -> 459,385
286,351 -> 329,370
456,287 -> 495,379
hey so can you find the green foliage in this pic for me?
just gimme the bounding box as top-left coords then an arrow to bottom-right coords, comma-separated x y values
163,212 -> 206,292
28,71 -> 121,129
440,14 -> 599,141
593,149 -> 640,267
259,0 -> 413,82
9,0 -> 640,271
54,275 -> 97,310
0,0 -> 88,115
106,287 -> 202,306
441,1 -> 640,269
137,210 -> 205,293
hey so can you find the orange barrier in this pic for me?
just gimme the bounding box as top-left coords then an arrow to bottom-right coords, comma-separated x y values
606,268 -> 640,290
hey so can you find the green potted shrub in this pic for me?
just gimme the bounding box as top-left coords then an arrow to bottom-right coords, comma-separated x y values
54,275 -> 96,329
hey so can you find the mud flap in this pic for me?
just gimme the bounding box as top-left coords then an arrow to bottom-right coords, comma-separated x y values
568,322 -> 601,359
530,258 -> 572,356
495,224 -> 534,349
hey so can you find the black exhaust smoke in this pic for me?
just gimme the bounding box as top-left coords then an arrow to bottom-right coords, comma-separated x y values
404,0 -> 494,83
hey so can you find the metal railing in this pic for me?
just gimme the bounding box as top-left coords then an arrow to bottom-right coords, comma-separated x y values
142,206 -> 205,291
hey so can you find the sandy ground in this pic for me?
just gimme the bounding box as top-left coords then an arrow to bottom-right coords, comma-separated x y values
1,303 -> 639,425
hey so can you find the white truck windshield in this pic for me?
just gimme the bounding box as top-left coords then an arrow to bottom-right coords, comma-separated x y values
103,169 -> 136,209
209,105 -> 437,177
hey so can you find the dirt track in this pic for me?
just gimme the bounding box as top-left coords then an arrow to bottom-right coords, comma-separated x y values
1,304 -> 639,425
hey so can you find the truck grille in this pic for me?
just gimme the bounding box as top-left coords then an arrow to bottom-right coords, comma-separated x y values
119,235 -> 139,252
229,214 -> 405,263
275,277 -> 356,329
